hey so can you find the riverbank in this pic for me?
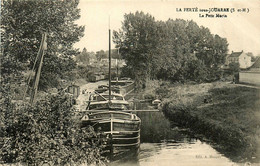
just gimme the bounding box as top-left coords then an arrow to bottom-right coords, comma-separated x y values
143,81 -> 260,163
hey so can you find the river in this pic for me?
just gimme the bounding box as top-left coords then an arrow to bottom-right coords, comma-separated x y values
110,111 -> 240,166
77,81 -> 254,166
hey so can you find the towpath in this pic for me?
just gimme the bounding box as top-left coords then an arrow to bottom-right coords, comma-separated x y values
74,80 -> 108,111
233,83 -> 260,89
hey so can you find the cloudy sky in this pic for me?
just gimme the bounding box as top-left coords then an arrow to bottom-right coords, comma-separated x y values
74,0 -> 260,55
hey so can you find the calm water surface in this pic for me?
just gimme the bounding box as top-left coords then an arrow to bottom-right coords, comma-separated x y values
79,83 -> 257,166
137,140 -> 236,166
110,110 -> 253,166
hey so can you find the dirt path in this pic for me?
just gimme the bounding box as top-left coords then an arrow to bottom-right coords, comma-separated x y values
233,83 -> 260,89
74,80 -> 108,111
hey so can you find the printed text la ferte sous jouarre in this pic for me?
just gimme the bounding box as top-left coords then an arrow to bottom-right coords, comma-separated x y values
176,7 -> 249,18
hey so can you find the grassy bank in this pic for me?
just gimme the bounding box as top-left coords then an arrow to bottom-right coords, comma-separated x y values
144,81 -> 260,163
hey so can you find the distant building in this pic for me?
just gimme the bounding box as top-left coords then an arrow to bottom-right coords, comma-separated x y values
239,57 -> 260,86
100,58 -> 126,68
226,50 -> 251,69
249,57 -> 260,71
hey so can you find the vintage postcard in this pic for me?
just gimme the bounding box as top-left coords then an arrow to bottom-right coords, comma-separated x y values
1,0 -> 259,165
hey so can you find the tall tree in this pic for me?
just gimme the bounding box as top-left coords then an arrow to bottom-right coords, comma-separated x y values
96,50 -> 107,61
156,19 -> 194,81
113,11 -> 159,88
1,0 -> 84,90
76,48 -> 90,65
114,12 -> 229,84
105,49 -> 122,59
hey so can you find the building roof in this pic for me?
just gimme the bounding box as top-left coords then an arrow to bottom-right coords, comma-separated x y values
229,51 -> 243,58
250,57 -> 260,68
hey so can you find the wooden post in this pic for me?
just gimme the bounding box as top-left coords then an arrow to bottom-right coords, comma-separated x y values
30,32 -> 47,105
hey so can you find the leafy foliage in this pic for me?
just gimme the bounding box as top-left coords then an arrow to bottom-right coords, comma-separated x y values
228,62 -> 240,74
0,93 -> 106,165
161,82 -> 260,162
1,0 -> 84,90
113,12 -> 229,86
96,50 -> 107,61
76,48 -> 91,65
113,11 -> 159,89
0,1 -> 109,165
109,49 -> 122,59
94,49 -> 122,61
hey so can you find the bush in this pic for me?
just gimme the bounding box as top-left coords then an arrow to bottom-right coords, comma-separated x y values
161,84 -> 260,162
143,93 -> 156,101
155,83 -> 170,99
0,93 -> 106,165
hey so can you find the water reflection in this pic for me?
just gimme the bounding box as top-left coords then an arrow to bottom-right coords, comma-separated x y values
137,110 -> 192,143
137,111 -> 236,165
110,137 -> 238,166
109,110 -> 239,166
138,140 -> 237,166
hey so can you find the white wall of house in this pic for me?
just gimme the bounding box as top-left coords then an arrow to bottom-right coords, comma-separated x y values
226,51 -> 252,69
239,53 -> 251,69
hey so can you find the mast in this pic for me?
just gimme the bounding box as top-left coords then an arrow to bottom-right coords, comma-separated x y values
116,58 -> 118,85
108,22 -> 111,102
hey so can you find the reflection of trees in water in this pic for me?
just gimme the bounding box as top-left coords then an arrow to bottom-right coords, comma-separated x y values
137,111 -> 188,143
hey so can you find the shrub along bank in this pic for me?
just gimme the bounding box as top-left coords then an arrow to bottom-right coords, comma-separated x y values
155,82 -> 260,163
0,93 -> 106,165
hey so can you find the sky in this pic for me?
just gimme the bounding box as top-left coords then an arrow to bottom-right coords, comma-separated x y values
74,0 -> 260,56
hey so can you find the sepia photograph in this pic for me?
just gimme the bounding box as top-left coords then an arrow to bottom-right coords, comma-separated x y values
1,0 -> 260,165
